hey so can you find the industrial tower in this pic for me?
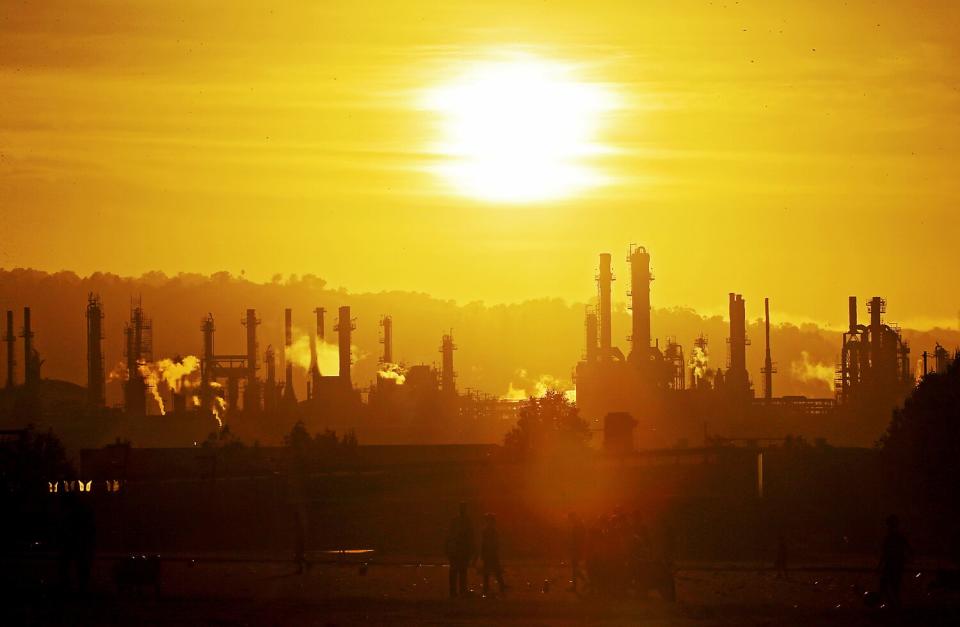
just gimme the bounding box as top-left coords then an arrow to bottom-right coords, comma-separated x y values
282,308 -> 297,405
86,293 -> 106,407
4,310 -> 14,389
761,297 -> 776,400
334,306 -> 355,387
380,315 -> 393,364
124,299 -> 152,415
440,332 -> 457,397
627,245 -> 652,365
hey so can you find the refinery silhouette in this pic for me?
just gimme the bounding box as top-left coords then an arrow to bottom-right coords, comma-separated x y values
0,246 -> 939,450
1,250 -> 959,625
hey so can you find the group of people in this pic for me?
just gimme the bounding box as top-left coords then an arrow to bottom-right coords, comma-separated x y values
446,502 -> 506,597
567,509 -> 676,600
445,503 -> 675,600
447,504 -> 911,607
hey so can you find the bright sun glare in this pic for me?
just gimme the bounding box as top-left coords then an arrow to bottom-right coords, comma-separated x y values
424,56 -> 616,203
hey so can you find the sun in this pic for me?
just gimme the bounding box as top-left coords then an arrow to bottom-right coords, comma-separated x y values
423,55 -> 616,203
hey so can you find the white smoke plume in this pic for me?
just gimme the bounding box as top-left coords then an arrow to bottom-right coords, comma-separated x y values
284,330 -> 364,375
377,362 -> 406,384
136,363 -> 165,415
790,351 -> 836,392
110,356 -> 203,416
502,369 -> 576,402
154,355 -> 201,392
688,345 -> 709,381
208,380 -> 226,428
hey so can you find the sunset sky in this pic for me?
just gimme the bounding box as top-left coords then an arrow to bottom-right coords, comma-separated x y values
1,1 -> 958,328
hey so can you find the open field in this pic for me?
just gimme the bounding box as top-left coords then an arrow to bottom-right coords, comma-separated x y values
2,555 -> 959,626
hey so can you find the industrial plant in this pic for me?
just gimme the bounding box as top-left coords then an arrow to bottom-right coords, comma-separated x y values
0,247 -> 949,452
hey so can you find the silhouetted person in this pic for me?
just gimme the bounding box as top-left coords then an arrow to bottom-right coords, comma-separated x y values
775,534 -> 789,579
481,513 -> 506,596
879,515 -> 909,608
58,491 -> 96,595
568,512 -> 585,592
629,512 -> 653,595
446,502 -> 475,597
293,509 -> 307,574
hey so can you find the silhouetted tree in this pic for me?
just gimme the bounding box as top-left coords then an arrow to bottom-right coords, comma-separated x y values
202,424 -> 244,449
504,390 -> 591,460
0,427 -> 74,552
0,426 -> 74,494
284,421 -> 359,463
879,353 -> 960,554
284,421 -> 312,449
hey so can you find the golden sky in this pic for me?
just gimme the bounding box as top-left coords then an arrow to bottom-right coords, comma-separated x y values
1,1 -> 958,328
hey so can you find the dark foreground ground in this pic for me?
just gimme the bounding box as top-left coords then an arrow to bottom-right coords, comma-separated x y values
2,556 -> 959,626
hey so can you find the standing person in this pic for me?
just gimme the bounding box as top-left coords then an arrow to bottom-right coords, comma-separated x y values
446,502 -> 475,598
774,534 -> 789,580
567,512 -> 585,592
293,508 -> 307,574
481,514 -> 507,597
58,491 -> 96,595
878,515 -> 910,609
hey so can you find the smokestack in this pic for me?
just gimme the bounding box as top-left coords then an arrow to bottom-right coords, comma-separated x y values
380,315 -> 393,364
243,309 -> 260,412
283,308 -> 297,403
4,310 -> 14,389
124,300 -> 151,416
726,293 -> 750,395
848,296 -> 858,333
440,332 -> 457,396
334,305 -> 354,387
22,306 -> 36,387
597,253 -> 613,357
310,307 -> 325,393
762,297 -> 775,401
315,307 -> 326,343
585,308 -> 598,362
308,327 -> 320,396
868,296 -> 884,370
200,313 -> 215,414
627,245 -> 652,364
86,294 -> 105,407
264,345 -> 277,413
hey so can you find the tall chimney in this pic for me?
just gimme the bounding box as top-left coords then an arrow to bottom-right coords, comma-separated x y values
22,306 -> 36,387
380,315 -> 393,364
4,310 -> 14,388
726,293 -> 749,395
597,253 -> 614,358
307,322 -> 320,386
440,332 -> 457,396
334,305 -> 354,387
311,307 -> 324,392
243,309 -> 260,412
868,296 -> 883,369
264,345 -> 277,412
283,308 -> 297,403
315,307 -> 326,343
762,297 -> 775,400
848,296 -> 858,333
124,301 -> 150,416
308,326 -> 320,395
86,294 -> 105,407
200,313 -> 216,414
627,245 -> 652,364
585,308 -> 598,362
